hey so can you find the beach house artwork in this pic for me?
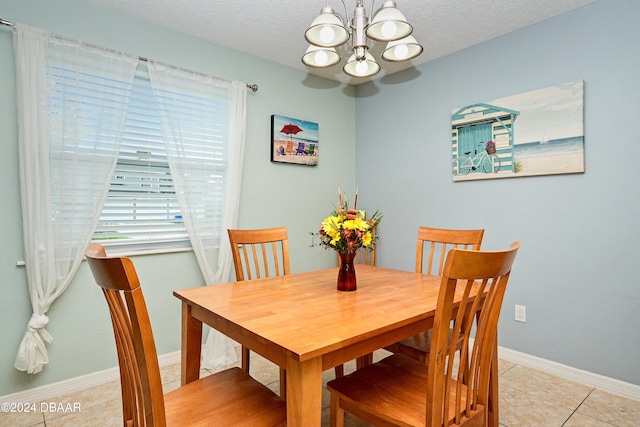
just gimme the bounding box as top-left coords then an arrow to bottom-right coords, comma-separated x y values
451,80 -> 585,181
271,114 -> 319,166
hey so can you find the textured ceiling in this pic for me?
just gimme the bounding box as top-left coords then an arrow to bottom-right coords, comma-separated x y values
80,0 -> 598,85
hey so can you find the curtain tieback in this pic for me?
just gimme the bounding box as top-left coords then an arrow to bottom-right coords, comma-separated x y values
27,313 -> 53,343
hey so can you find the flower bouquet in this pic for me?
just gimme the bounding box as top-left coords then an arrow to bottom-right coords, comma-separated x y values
313,188 -> 382,291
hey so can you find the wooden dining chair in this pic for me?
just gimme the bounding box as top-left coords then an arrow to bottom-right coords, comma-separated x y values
327,242 -> 520,427
384,226 -> 485,363
228,227 -> 290,282
84,243 -> 286,427
416,227 -> 485,276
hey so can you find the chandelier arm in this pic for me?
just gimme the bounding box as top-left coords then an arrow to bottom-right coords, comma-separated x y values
338,0 -> 350,31
368,0 -> 377,20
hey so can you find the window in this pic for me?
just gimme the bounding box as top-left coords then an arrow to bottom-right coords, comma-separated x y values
87,63 -> 231,253
93,66 -> 190,251
44,52 -> 237,255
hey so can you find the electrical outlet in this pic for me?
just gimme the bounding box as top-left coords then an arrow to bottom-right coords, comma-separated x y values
515,304 -> 526,322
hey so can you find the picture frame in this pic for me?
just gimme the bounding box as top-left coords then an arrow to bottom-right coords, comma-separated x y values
271,114 -> 319,166
452,80 -> 585,181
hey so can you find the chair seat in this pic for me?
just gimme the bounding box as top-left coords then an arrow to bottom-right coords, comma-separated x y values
164,367 -> 286,426
327,354 -> 484,427
384,328 -> 463,363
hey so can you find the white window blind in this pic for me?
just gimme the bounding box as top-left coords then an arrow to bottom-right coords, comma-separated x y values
92,63 -> 229,252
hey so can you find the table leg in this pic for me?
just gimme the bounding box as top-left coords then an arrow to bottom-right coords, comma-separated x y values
279,368 -> 287,399
181,301 -> 202,385
356,352 -> 373,369
285,357 -> 323,427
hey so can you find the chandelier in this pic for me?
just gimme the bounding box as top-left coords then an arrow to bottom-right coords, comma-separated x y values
302,0 -> 423,78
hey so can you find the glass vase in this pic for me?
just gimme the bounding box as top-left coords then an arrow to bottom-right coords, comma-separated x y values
337,252 -> 357,291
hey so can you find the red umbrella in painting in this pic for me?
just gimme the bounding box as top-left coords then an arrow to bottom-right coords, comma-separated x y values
280,123 -> 303,141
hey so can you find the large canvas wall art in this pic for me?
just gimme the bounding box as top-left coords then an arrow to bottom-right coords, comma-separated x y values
451,80 -> 585,181
271,114 -> 319,166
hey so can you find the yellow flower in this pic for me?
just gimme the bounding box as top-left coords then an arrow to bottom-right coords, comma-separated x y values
321,215 -> 342,246
362,231 -> 372,247
342,217 -> 368,231
322,215 -> 340,235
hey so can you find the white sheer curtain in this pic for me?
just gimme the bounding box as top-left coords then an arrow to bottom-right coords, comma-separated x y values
147,61 -> 246,368
12,24 -> 138,374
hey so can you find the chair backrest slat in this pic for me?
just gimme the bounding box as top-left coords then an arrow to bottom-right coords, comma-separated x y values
228,227 -> 290,282
416,227 -> 485,275
270,241 -> 281,276
355,246 -> 375,265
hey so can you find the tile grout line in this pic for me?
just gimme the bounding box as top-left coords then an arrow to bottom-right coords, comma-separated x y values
561,388 -> 595,427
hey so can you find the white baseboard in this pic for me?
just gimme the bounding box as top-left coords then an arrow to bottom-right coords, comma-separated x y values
498,346 -> 640,401
0,351 -> 181,404
3,348 -> 639,403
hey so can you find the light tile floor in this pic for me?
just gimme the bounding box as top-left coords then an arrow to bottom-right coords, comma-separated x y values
2,349 -> 639,426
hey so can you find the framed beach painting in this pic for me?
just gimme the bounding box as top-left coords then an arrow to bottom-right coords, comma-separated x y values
271,114 -> 319,166
451,80 -> 585,181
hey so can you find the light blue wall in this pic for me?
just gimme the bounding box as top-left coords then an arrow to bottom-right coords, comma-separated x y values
2,0 -> 638,398
0,0 -> 355,395
355,0 -> 639,385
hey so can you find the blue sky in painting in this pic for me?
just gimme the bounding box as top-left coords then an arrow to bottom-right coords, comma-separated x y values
489,80 -> 584,144
272,114 -> 319,143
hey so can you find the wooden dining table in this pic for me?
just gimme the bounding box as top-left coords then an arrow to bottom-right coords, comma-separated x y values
173,264 -> 499,427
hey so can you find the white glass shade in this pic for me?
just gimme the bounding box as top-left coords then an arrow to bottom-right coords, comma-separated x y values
382,35 -> 423,62
305,6 -> 350,47
302,45 -> 341,68
343,51 -> 380,78
366,1 -> 413,42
